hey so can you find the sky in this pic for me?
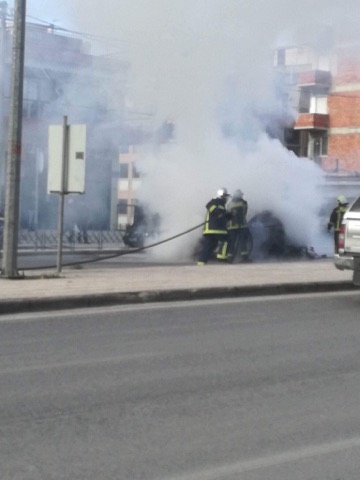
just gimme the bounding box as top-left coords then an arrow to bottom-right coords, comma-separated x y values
19,0 -> 360,259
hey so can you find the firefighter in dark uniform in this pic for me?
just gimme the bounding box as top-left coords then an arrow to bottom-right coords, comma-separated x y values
197,188 -> 230,265
328,195 -> 349,253
217,189 -> 248,261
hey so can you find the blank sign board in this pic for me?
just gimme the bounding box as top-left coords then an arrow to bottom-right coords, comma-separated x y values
47,124 -> 86,194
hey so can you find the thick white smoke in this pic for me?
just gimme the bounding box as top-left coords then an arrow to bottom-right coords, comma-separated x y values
27,0 -> 360,260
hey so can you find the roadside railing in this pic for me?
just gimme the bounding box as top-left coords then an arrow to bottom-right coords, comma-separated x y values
17,230 -> 126,251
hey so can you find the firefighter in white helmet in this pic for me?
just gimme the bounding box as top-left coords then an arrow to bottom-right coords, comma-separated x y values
217,188 -> 249,262
197,188 -> 231,265
327,195 -> 349,253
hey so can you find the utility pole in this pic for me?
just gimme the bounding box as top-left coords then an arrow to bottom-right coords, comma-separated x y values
0,1 -> 7,214
1,0 -> 26,278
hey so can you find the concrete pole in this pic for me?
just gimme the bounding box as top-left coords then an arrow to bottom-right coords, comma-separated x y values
1,0 -> 26,278
0,1 -> 7,214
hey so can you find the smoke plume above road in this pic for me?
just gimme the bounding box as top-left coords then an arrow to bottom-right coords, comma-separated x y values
27,0 -> 360,259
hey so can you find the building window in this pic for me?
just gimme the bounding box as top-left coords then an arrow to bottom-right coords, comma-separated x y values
284,128 -> 302,157
299,90 -> 311,113
24,78 -> 39,101
117,199 -> 128,214
119,163 -> 129,178
313,135 -> 328,157
310,95 -> 328,114
23,99 -> 43,119
132,164 -> 140,178
275,48 -> 285,66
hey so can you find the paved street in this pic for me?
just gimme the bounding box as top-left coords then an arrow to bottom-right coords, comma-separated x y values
1,292 -> 360,479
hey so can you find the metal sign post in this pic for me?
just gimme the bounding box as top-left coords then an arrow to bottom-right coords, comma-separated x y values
56,116 -> 69,273
48,117 -> 86,274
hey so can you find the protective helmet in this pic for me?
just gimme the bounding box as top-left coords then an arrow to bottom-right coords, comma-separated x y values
337,195 -> 348,205
217,187 -> 230,198
233,189 -> 244,199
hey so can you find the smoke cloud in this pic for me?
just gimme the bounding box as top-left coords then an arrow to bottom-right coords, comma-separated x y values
26,0 -> 360,259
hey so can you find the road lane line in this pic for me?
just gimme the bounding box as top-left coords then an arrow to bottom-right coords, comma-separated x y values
0,351 -> 166,375
162,437 -> 360,480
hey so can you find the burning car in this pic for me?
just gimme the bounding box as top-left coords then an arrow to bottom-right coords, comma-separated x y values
247,210 -> 323,260
122,204 -> 161,249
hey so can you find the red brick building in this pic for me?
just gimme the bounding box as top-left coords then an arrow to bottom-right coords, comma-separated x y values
275,38 -> 360,174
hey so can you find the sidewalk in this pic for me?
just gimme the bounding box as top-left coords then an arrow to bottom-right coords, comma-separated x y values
0,258 -> 356,314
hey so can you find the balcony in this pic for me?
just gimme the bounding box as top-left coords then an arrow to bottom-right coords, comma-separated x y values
296,70 -> 331,88
294,113 -> 329,130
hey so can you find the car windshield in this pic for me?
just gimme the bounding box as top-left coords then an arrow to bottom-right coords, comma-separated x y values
349,197 -> 360,212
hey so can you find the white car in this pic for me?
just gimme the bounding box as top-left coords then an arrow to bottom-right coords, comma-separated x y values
334,196 -> 360,286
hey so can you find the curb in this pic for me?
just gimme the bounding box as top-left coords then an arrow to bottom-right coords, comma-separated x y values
0,281 -> 356,315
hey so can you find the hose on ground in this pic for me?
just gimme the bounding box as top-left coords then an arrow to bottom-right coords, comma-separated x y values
25,222 -> 205,270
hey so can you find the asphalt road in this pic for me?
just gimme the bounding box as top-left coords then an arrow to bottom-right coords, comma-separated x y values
1,292 -> 360,480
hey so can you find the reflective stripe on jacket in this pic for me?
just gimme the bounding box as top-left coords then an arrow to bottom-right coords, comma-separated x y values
203,199 -> 228,235
329,205 -> 348,231
227,199 -> 248,230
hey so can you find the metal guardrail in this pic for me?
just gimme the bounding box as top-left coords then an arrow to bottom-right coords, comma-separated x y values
17,230 -> 126,251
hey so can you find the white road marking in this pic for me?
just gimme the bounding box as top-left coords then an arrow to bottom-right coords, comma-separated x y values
162,437 -> 360,479
0,351 -> 165,375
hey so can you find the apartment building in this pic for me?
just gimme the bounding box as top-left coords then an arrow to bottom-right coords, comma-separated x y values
1,19 -> 128,230
113,38 -> 360,230
275,36 -> 360,175
116,145 -> 141,227
113,121 -> 174,229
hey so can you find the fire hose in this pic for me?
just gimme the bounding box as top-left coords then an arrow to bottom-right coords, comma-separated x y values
25,222 -> 206,270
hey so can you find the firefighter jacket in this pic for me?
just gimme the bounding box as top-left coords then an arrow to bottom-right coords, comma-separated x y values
328,204 -> 348,232
203,198 -> 229,235
227,198 -> 248,230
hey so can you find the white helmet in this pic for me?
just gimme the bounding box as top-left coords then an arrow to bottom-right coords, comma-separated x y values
217,187 -> 230,198
233,189 -> 244,199
337,195 -> 348,205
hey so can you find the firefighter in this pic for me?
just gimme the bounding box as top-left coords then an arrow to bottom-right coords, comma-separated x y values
327,195 -> 349,253
197,188 -> 230,265
217,189 -> 249,262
